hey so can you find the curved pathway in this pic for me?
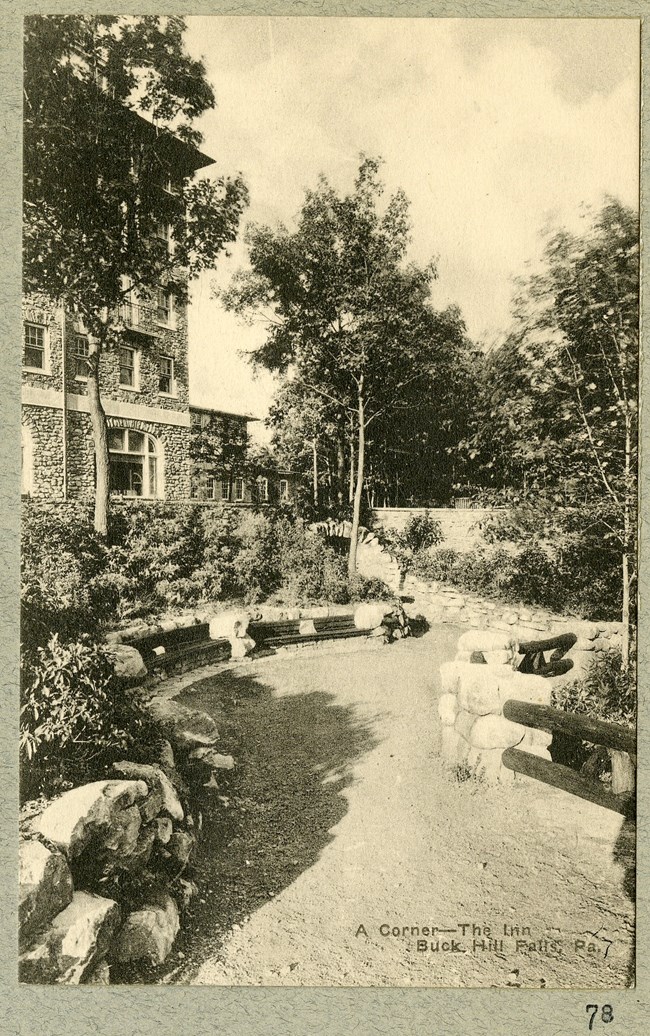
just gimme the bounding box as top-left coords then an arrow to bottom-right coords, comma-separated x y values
167,628 -> 634,988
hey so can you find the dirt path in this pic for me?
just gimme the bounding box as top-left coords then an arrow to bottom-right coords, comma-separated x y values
165,628 -> 634,988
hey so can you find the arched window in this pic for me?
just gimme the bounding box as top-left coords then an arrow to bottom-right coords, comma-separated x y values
21,424 -> 34,496
108,428 -> 159,498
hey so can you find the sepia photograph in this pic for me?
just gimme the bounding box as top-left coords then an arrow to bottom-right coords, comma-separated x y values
18,14 -> 639,991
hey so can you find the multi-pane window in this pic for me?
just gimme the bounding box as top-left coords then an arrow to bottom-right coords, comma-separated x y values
258,477 -> 269,502
73,336 -> 89,379
156,288 -> 173,326
108,428 -> 158,498
206,476 -> 219,500
221,480 -> 231,502
119,346 -> 136,387
158,355 -> 174,394
234,478 -> 244,502
24,324 -> 45,369
280,479 -> 289,502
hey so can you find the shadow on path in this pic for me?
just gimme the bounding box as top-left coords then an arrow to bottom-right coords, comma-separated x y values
163,665 -> 381,982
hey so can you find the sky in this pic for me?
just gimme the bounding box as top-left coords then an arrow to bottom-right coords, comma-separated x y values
182,17 -> 640,437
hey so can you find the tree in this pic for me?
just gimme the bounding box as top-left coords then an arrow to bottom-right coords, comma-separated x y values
189,413 -> 251,499
24,15 -> 249,534
223,157 -> 468,575
466,200 -> 638,667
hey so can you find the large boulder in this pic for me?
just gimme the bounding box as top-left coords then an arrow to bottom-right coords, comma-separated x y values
33,780 -> 148,860
19,840 -> 74,951
457,629 -> 517,657
470,713 -> 527,751
19,891 -> 121,984
105,644 -> 147,683
147,697 -> 219,749
354,601 -> 394,630
110,891 -> 179,965
229,634 -> 256,660
112,761 -> 184,822
208,609 -> 250,641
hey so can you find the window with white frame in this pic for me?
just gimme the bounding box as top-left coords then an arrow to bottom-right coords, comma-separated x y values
73,335 -> 89,379
206,476 -> 219,500
156,287 -> 174,327
234,478 -> 244,502
158,354 -> 174,395
24,324 -> 46,370
119,346 -> 137,388
280,479 -> 289,502
108,428 -> 159,498
221,479 -> 231,502
258,477 -> 269,502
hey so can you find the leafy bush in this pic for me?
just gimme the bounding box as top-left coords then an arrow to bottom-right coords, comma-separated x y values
20,635 -> 161,800
22,502 -> 117,656
383,513 -> 444,574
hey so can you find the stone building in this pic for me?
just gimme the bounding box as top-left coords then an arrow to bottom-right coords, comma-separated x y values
189,405 -> 298,507
22,107 -> 235,507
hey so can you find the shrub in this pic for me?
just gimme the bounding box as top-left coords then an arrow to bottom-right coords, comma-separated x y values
383,513 -> 444,574
20,635 -> 161,800
22,502 -> 116,656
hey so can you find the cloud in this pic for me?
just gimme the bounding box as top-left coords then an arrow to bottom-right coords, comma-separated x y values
184,17 -> 639,417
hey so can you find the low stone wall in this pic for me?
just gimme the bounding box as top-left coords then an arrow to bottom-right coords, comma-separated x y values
401,573 -> 622,664
19,696 -> 233,984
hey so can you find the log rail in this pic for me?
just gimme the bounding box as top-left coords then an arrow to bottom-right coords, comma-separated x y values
501,699 -> 636,816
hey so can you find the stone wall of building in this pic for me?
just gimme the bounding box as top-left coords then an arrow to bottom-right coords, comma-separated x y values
22,405 -> 65,501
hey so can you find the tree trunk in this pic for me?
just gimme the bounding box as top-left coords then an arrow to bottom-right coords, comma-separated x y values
621,410 -> 632,673
336,437 -> 345,506
87,341 -> 110,536
312,439 -> 319,507
348,385 -> 365,578
349,431 -> 355,504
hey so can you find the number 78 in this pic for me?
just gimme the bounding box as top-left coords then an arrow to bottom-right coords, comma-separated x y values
587,1005 -> 614,1029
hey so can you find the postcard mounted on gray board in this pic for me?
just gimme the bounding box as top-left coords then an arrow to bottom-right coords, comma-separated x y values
18,14 -> 638,993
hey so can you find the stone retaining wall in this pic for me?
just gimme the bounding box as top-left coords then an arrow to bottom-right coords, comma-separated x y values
19,695 -> 233,984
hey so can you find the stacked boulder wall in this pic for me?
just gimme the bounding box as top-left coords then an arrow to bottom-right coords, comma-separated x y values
19,891 -> 121,984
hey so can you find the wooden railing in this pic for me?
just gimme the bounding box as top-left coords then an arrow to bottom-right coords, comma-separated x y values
501,699 -> 636,815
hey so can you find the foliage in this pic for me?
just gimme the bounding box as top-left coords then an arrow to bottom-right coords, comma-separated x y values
382,513 -> 444,574
21,502 -> 118,656
460,201 -> 638,659
223,156 -> 472,570
20,635 -> 161,799
552,648 -> 636,728
24,15 -> 249,533
190,413 -> 252,491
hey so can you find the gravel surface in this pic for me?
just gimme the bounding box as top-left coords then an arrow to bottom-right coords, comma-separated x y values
159,627 -> 635,988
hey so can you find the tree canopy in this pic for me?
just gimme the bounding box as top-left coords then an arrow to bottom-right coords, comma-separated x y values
223,156 -> 475,567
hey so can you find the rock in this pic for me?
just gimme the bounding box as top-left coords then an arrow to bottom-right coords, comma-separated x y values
110,892 -> 179,965
158,740 -> 176,773
298,619 -> 317,636
104,632 -> 123,645
119,825 -> 157,873
105,644 -> 147,683
138,785 -> 165,824
208,609 -> 250,640
82,959 -> 111,985
483,650 -> 515,666
19,891 -> 121,984
439,661 -> 463,696
147,697 -> 219,749
495,669 -> 552,709
175,878 -> 198,911
19,840 -> 74,951
437,693 -> 458,727
523,727 -> 553,760
354,601 -> 393,630
572,637 -> 596,651
112,761 -> 184,822
470,714 -> 527,750
100,804 -> 142,864
166,831 -> 196,872
458,669 -> 501,716
367,624 -> 390,640
33,781 -> 148,859
454,709 -> 476,742
153,817 -> 173,844
229,634 -> 256,659
189,748 -> 235,770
